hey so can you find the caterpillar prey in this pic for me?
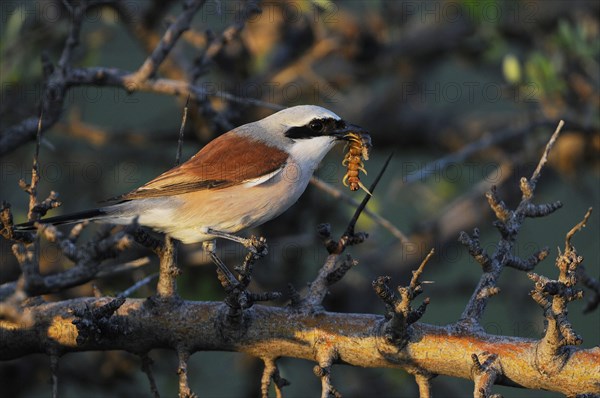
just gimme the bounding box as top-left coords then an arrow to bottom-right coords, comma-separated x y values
342,131 -> 372,195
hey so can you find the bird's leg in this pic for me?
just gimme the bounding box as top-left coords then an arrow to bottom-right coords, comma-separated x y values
202,240 -> 239,288
203,235 -> 280,315
201,228 -> 269,285
204,228 -> 268,256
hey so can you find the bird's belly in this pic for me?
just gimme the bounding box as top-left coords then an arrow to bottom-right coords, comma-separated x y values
138,171 -> 310,243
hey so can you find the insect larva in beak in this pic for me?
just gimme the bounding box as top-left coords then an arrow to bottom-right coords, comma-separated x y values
342,132 -> 372,195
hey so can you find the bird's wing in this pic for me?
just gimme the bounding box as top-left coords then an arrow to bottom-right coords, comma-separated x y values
113,131 -> 289,200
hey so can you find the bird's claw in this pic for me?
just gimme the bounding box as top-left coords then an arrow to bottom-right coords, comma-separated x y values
244,236 -> 268,257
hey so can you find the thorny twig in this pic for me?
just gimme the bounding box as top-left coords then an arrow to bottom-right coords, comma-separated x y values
16,225 -> 133,298
413,373 -> 432,398
118,273 -> 159,298
176,95 -> 191,166
0,226 -> 143,301
140,354 -> 161,398
313,348 -> 342,398
261,357 -> 289,398
191,0 -> 261,82
300,154 -> 393,310
14,110 -> 54,292
577,265 -> 600,313
25,111 -> 43,221
50,353 -> 59,398
2,111 -> 62,306
528,208 -> 591,375
459,121 -> 566,328
177,349 -> 197,398
343,153 -> 394,241
529,120 -> 565,191
310,176 -> 410,243
126,0 -> 207,86
373,249 -> 434,345
471,352 -> 502,398
318,153 -> 394,256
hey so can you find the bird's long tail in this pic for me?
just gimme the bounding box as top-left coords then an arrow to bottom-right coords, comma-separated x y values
13,208 -> 108,231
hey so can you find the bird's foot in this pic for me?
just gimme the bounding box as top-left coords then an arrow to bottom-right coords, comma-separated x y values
202,237 -> 279,314
204,228 -> 269,257
223,237 -> 280,322
242,235 -> 268,257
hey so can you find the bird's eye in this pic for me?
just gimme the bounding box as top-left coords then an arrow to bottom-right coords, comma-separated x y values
309,120 -> 324,132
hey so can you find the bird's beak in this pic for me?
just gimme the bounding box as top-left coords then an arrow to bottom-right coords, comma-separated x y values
331,123 -> 369,141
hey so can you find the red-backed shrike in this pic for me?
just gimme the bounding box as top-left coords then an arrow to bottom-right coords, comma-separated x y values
15,105 -> 369,274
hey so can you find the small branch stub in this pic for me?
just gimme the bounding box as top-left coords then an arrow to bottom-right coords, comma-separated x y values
177,349 -> 197,398
373,249 -> 434,345
471,352 -> 503,398
577,265 -> 600,314
458,228 -> 492,271
50,353 -> 59,398
261,357 -> 289,398
71,297 -> 126,345
529,208 -> 591,375
155,235 -> 182,300
413,373 -> 432,398
140,354 -> 160,398
313,348 -> 342,398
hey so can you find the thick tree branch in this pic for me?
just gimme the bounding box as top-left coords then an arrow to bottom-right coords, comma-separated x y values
1,299 -> 598,396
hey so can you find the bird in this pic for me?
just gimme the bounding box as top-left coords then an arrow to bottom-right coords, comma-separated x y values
14,105 -> 369,278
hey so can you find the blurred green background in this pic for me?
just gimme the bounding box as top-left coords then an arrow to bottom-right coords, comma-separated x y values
1,0 -> 598,397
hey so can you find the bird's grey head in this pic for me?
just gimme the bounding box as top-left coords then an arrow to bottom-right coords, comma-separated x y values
242,105 -> 367,166
263,105 -> 341,129
250,105 -> 366,145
